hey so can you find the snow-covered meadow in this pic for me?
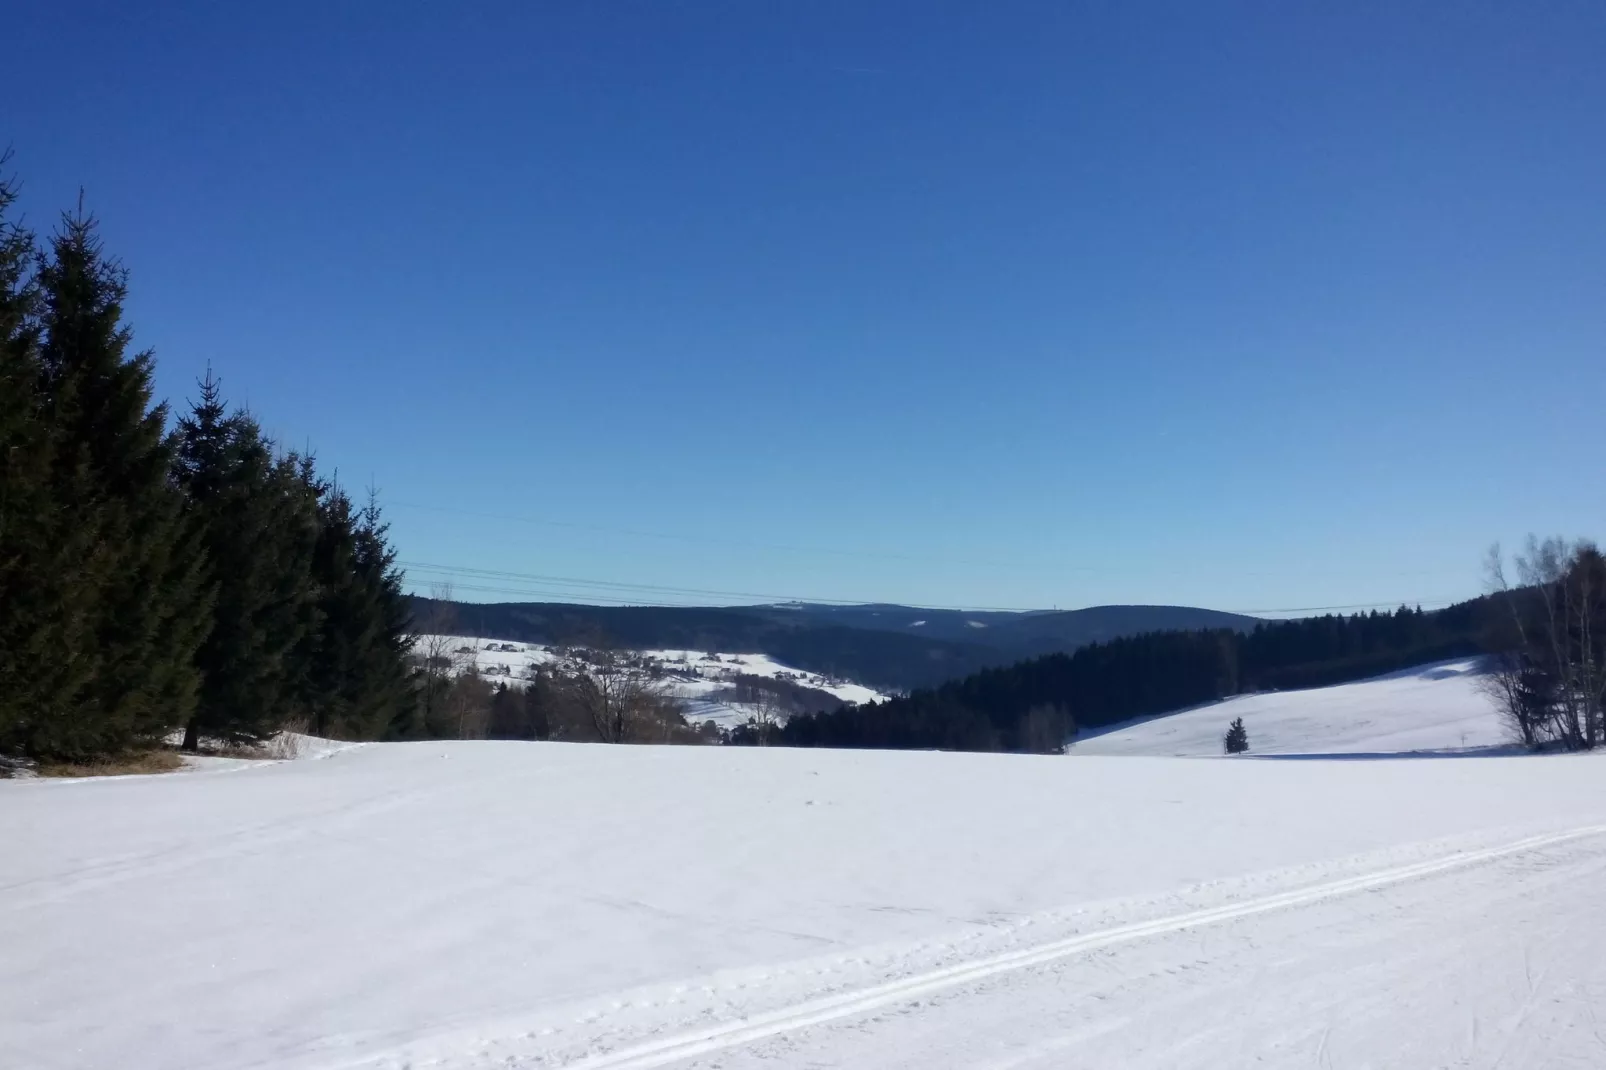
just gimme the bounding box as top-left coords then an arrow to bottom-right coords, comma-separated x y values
1073,657 -> 1508,756
5,660 -> 1606,1069
414,635 -> 887,727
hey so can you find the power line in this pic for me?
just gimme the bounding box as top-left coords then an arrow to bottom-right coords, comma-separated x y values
389,501 -> 1457,582
399,561 -> 1045,612
390,502 -> 1041,572
399,559 -> 1465,618
401,578 -> 731,608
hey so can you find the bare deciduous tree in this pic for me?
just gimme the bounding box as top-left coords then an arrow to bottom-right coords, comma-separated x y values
1478,647 -> 1542,749
744,687 -> 787,746
568,645 -> 676,744
411,583 -> 460,738
1021,702 -> 1074,754
1485,537 -> 1606,751
447,660 -> 492,739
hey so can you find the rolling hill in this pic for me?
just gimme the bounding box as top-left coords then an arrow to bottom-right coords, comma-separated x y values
1072,657 -> 1509,757
760,602 -> 1265,654
410,597 -> 1266,692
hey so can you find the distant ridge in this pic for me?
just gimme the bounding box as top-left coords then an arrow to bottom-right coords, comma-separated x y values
405,597 -> 1264,692
762,602 -> 1265,652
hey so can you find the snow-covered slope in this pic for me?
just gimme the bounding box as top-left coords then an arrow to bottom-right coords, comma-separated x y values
415,635 -> 887,726
1073,657 -> 1508,756
645,648 -> 884,725
419,635 -> 559,681
6,739 -> 1605,1069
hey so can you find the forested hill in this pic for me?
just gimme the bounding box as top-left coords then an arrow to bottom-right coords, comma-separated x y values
777,601 -> 1492,752
751,603 -> 1264,655
406,598 -> 1264,692
416,599 -> 994,692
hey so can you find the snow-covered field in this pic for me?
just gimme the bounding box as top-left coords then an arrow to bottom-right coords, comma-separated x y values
1073,657 -> 1509,756
6,700 -> 1606,1068
643,649 -> 885,707
416,635 -> 886,726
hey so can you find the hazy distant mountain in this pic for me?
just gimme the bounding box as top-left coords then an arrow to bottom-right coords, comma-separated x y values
755,603 -> 1263,653
409,598 -> 1266,693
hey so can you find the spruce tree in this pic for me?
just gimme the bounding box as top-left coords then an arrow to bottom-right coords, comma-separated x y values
1223,716 -> 1249,754
21,210 -> 209,760
0,161 -> 58,754
292,480 -> 412,740
348,489 -> 414,736
174,370 -> 319,749
294,475 -> 355,738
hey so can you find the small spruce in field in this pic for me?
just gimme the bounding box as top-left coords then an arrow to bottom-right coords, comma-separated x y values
1224,716 -> 1249,755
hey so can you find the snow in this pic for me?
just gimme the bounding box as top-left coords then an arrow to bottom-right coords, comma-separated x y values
6,722 -> 1606,1069
414,635 -> 560,682
174,733 -> 366,774
1072,657 -> 1510,756
413,636 -> 887,727
641,649 -> 885,710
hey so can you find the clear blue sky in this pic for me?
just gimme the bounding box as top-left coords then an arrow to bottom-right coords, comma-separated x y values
9,2 -> 1606,613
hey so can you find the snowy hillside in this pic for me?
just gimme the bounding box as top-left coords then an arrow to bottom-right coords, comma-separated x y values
1073,657 -> 1509,756
414,635 -> 887,727
7,739 -> 1606,1068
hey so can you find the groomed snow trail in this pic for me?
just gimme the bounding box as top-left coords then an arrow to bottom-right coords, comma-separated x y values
715,824 -> 1606,1070
327,825 -> 1606,1069
551,826 -> 1606,1070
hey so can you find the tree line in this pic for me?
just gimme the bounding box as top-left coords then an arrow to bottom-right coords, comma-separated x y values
0,161 -> 413,767
774,603 -> 1488,753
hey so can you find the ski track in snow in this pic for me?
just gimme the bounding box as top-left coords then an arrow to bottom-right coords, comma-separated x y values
783,829 -> 1606,1070
325,825 -> 1606,1070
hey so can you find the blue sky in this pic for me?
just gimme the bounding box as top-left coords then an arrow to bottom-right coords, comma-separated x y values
9,2 -> 1606,613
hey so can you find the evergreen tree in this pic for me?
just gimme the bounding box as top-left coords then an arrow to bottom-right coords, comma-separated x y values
295,481 -> 414,740
1223,716 -> 1249,754
483,670 -> 555,741
0,160 -> 58,754
3,173 -> 415,761
349,489 -> 414,733
485,681 -> 522,738
174,369 -> 319,749
18,210 -> 209,760
295,476 -> 357,738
